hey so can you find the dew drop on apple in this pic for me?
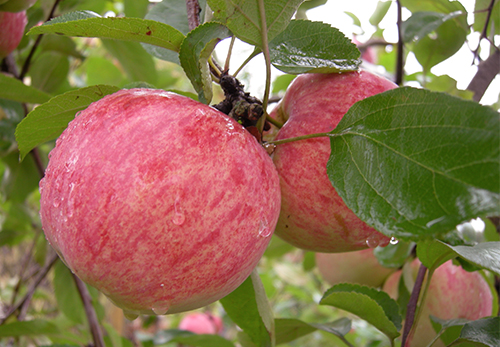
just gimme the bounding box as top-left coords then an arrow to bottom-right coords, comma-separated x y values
152,303 -> 170,315
172,196 -> 185,226
123,311 -> 139,321
389,237 -> 399,245
258,217 -> 271,238
365,235 -> 380,248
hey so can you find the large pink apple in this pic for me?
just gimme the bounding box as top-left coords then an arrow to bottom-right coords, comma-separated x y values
0,10 -> 27,59
0,0 -> 37,12
179,312 -> 223,334
39,89 -> 281,316
383,259 -> 494,347
271,71 -> 397,252
316,249 -> 395,288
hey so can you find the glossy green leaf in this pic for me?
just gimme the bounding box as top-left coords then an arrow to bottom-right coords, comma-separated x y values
457,317 -> 500,346
327,87 -> 500,241
269,20 -> 361,74
219,270 -> 273,347
30,51 -> 70,94
320,283 -> 402,340
208,0 -> 303,47
27,11 -> 185,53
401,11 -> 464,43
54,261 -> 85,324
429,316 -> 471,346
275,317 -> 351,345
179,22 -> 231,104
374,241 -> 415,268
0,74 -> 51,104
416,240 -> 456,270
142,0 -> 207,64
16,85 -> 120,160
0,319 -> 60,337
369,1 -> 392,26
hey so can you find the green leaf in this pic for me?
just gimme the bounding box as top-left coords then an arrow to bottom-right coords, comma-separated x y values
30,51 -> 70,94
171,334 -> 236,347
1,151 -> 40,203
54,261 -> 85,324
327,87 -> 500,241
429,316 -> 471,346
401,11 -> 464,43
39,34 -> 85,59
219,270 -> 273,347
417,240 -> 500,276
0,74 -> 51,104
457,317 -> 500,347
179,22 -> 231,104
16,85 -> 120,160
269,20 -> 361,74
369,1 -> 393,27
474,0 -> 500,36
208,0 -> 303,47
0,319 -> 60,337
123,0 -> 149,18
263,235 -> 294,258
102,39 -> 157,85
320,283 -> 402,340
374,241 -> 415,268
0,99 -> 24,154
274,317 -> 351,345
27,11 -> 185,53
142,0 -> 207,64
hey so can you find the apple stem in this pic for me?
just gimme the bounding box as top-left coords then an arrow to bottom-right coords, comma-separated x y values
266,132 -> 333,145
401,262 -> 428,347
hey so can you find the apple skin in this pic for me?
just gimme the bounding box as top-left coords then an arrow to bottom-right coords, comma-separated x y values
0,0 -> 37,12
0,10 -> 27,59
39,89 -> 281,316
383,259 -> 494,347
316,249 -> 395,288
271,71 -> 397,252
179,312 -> 223,334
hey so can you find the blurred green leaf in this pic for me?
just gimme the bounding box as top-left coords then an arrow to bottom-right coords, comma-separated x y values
274,317 -> 353,345
27,11 -> 185,53
401,11 -> 464,43
54,261 -> 85,324
474,0 -> 500,36
39,34 -> 85,59
142,0 -> 207,64
0,319 -> 60,337
179,22 -> 231,104
345,12 -> 362,29
81,56 -> 125,86
320,283 -> 402,340
0,99 -> 24,154
16,85 -> 120,160
171,334 -> 236,347
369,1 -> 392,26
220,270 -> 274,347
269,20 -> 361,74
263,235 -> 295,258
374,241 -> 414,268
123,0 -> 149,18
208,0 -> 303,47
328,87 -> 500,241
271,74 -> 296,95
0,74 -> 51,104
30,52 -> 70,94
1,151 -> 40,203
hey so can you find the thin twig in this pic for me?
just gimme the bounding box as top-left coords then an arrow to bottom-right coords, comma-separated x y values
72,274 -> 106,347
401,263 -> 428,347
224,36 -> 236,72
185,0 -> 201,31
395,0 -> 404,86
472,0 -> 496,63
19,0 -> 62,80
0,252 -> 59,325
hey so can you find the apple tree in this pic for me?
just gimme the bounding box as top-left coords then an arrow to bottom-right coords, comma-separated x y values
0,0 -> 499,346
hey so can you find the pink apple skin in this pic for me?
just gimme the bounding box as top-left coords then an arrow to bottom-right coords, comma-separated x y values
179,312 -> 223,334
316,249 -> 395,288
0,0 -> 37,12
39,89 -> 281,316
0,10 -> 27,59
271,71 -> 397,252
383,259 -> 494,347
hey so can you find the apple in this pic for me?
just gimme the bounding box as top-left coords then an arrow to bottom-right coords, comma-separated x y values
179,312 -> 223,334
316,249 -> 395,288
0,10 -> 27,59
0,0 -> 37,12
271,71 -> 397,252
39,88 -> 281,316
352,37 -> 377,64
383,259 -> 494,347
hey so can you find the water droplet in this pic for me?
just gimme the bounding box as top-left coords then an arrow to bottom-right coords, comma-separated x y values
53,199 -> 60,208
160,283 -> 165,287
389,237 -> 399,245
152,303 -> 170,315
263,143 -> 276,155
123,311 -> 139,320
365,235 -> 380,248
258,217 -> 272,237
172,195 -> 185,225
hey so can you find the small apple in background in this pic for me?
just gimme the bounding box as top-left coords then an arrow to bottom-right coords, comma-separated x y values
0,0 -> 36,12
316,249 -> 395,288
383,259 -> 495,347
179,312 -> 223,335
271,70 -> 397,252
352,36 -> 377,64
0,10 -> 27,59
39,89 -> 281,317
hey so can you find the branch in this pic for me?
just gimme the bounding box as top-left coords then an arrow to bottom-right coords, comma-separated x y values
185,0 -> 201,31
472,0 -> 497,63
72,274 -> 106,347
467,48 -> 500,102
395,0 -> 404,86
401,263 -> 428,347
